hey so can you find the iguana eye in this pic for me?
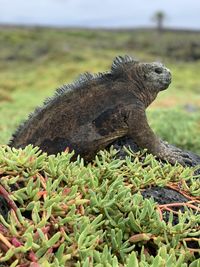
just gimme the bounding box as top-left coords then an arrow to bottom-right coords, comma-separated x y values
154,67 -> 163,74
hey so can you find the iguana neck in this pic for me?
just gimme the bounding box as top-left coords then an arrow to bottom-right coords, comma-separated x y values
130,81 -> 158,108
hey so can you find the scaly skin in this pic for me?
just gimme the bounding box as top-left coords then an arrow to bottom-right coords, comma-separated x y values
9,55 -> 192,165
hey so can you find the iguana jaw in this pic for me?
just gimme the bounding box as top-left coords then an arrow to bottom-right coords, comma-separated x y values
160,78 -> 172,91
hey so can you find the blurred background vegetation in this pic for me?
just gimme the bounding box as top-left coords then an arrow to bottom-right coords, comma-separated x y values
0,23 -> 200,154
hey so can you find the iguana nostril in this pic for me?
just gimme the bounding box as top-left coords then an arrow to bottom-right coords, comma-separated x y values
155,67 -> 163,74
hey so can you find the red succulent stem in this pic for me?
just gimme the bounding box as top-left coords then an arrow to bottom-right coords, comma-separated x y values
0,185 -> 18,211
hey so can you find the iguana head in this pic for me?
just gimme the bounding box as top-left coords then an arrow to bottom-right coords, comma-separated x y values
140,62 -> 172,92
111,55 -> 171,93
111,56 -> 171,107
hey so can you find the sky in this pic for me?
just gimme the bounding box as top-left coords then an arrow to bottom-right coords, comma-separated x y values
0,0 -> 200,29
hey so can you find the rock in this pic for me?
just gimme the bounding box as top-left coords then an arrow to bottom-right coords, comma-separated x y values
141,186 -> 188,225
109,136 -> 200,174
141,186 -> 188,205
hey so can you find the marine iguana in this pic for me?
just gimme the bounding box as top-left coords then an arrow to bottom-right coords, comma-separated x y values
9,55 -> 192,165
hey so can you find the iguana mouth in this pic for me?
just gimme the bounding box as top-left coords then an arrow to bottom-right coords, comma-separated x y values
160,78 -> 172,90
160,84 -> 170,91
166,77 -> 172,84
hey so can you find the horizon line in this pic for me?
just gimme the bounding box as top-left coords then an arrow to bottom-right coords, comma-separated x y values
1,22 -> 200,33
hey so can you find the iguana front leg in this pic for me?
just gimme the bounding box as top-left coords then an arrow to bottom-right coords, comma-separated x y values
125,105 -> 193,166
159,140 -> 193,166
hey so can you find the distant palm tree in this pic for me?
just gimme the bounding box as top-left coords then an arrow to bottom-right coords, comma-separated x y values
152,11 -> 166,33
